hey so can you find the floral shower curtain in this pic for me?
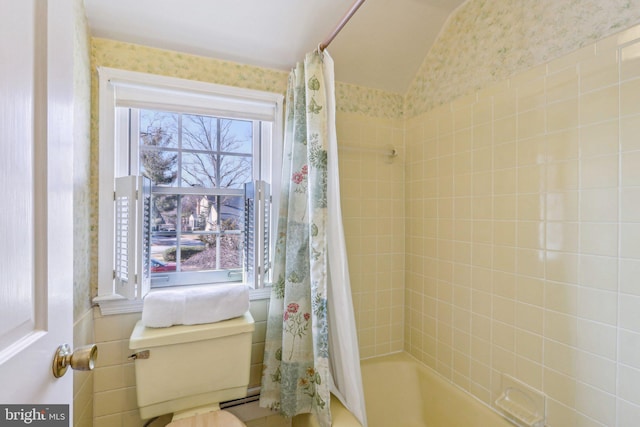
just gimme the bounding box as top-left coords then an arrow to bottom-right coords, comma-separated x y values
260,50 -> 366,427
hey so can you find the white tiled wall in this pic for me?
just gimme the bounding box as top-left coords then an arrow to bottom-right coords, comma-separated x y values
405,25 -> 640,427
92,310 -> 144,427
74,309 -> 94,427
336,112 -> 406,359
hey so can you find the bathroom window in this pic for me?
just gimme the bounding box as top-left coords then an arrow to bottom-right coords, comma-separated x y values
95,68 -> 283,314
123,108 -> 270,289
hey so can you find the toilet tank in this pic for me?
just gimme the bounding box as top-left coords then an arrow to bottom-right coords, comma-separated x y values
129,311 -> 255,419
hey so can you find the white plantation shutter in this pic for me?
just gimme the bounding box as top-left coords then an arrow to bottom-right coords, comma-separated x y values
114,175 -> 151,300
244,181 -> 270,289
138,176 -> 152,297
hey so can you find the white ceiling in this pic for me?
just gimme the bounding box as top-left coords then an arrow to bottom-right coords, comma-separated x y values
84,0 -> 466,94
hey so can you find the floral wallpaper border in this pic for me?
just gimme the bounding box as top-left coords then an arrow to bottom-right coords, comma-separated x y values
91,38 -> 403,120
89,0 -> 640,132
336,81 -> 403,119
405,0 -> 640,118
91,38 -> 289,94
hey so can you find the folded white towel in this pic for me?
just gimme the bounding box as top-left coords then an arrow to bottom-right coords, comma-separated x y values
141,283 -> 250,328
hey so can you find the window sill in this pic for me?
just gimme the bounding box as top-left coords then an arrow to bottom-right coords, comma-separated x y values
93,286 -> 272,316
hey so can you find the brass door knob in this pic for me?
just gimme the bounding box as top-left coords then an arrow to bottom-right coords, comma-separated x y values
52,344 -> 98,378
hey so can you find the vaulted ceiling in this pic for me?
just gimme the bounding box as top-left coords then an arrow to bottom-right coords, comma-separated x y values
83,0 -> 466,94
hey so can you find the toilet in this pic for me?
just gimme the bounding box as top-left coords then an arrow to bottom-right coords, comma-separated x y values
129,311 -> 255,426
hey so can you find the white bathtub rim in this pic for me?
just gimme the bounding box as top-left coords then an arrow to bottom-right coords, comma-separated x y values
362,351 -> 516,426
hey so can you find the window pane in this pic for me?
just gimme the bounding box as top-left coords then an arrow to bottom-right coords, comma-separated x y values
220,155 -> 251,188
140,110 -> 178,149
178,234 -> 208,272
183,114 -> 216,151
150,193 -> 178,276
221,119 -> 252,154
220,195 -> 243,231
220,234 -> 243,269
151,194 -> 178,234
178,233 -> 241,271
181,152 -> 218,188
135,109 -> 260,287
180,194 -> 217,232
140,148 -> 178,186
150,257 -> 177,274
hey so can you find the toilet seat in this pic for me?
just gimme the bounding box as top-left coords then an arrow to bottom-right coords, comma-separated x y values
166,410 -> 246,427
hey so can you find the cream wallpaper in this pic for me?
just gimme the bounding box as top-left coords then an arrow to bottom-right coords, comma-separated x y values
405,0 -> 640,117
73,0 -> 92,321
71,1 -> 94,425
91,38 -> 288,94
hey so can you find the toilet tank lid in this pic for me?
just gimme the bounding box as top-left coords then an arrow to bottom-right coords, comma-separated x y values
129,311 -> 254,350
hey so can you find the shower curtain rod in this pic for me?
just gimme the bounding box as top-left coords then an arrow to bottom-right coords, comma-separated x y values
319,0 -> 366,51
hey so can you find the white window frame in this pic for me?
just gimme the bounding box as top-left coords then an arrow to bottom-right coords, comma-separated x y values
94,67 -> 283,315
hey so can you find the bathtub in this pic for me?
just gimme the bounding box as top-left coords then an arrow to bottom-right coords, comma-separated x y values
292,352 -> 513,427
